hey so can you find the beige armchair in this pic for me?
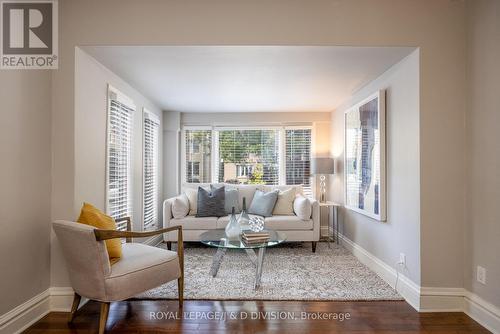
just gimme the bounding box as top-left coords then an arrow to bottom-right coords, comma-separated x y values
53,218 -> 184,334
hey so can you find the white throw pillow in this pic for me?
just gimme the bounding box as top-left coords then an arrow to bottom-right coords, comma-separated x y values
293,195 -> 312,220
172,193 -> 189,218
184,188 -> 198,215
273,188 -> 296,215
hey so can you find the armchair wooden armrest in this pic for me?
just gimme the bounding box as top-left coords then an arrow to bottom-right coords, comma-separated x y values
94,225 -> 182,243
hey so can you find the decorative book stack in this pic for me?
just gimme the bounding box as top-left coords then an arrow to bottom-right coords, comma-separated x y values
241,230 -> 270,244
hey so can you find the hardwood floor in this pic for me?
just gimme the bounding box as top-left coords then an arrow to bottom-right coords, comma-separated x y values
24,300 -> 490,333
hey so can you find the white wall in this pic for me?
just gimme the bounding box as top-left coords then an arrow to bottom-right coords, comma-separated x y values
0,71 -> 52,315
163,111 -> 181,199
465,0 -> 500,308
330,51 -> 420,284
50,48 -> 164,285
48,0 -> 466,291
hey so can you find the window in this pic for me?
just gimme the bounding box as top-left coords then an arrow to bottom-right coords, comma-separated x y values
217,129 -> 280,185
142,109 -> 160,231
285,128 -> 312,196
106,86 -> 134,220
236,165 -> 253,177
187,162 -> 200,180
183,126 -> 313,195
185,130 -> 212,183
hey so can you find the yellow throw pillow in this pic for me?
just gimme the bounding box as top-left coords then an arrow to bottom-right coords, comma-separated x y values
77,202 -> 122,263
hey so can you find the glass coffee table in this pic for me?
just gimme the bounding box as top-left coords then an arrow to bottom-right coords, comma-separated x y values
200,229 -> 286,289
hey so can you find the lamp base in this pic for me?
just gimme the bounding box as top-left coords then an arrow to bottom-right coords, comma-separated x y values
319,174 -> 326,203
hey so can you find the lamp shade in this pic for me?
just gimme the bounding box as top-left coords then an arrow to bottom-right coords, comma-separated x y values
311,157 -> 334,175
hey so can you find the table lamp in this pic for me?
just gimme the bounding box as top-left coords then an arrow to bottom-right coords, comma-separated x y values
311,157 -> 334,203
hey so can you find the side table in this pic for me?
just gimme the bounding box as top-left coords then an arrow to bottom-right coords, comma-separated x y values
319,201 -> 342,246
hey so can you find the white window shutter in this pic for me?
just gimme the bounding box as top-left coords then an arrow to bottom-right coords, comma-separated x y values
285,128 -> 312,197
106,86 -> 135,221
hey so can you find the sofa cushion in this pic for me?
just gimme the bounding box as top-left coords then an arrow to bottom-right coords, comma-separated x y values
248,189 -> 279,217
225,188 -> 240,214
171,193 -> 189,218
293,195 -> 312,220
216,214 -> 263,228
170,216 -> 217,229
264,215 -> 313,230
105,243 -> 180,301
196,186 -> 226,217
273,188 -> 296,215
261,184 -> 304,195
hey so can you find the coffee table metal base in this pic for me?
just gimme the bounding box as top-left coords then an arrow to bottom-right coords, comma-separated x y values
209,247 -> 267,289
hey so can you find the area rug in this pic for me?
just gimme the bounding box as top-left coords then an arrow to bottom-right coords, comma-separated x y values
135,242 -> 402,301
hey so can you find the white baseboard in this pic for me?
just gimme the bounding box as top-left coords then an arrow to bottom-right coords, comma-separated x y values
338,233 -> 421,310
339,233 -> 500,333
0,290 -> 50,334
0,287 -> 75,334
464,291 -> 500,334
419,287 -> 465,312
49,287 -> 77,312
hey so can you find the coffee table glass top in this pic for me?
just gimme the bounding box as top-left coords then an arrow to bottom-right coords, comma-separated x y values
200,229 -> 286,249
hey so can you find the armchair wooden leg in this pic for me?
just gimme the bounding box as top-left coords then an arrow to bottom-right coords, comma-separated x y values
166,241 -> 172,250
99,302 -> 110,334
312,241 -> 317,253
178,276 -> 184,308
68,293 -> 81,323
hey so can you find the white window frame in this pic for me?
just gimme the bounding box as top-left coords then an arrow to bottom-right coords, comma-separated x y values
105,85 -> 135,220
142,108 -> 160,231
180,124 -> 313,191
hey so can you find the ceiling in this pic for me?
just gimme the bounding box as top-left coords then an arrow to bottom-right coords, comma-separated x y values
83,46 -> 415,113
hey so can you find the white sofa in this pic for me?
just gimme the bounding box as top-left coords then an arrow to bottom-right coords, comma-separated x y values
163,183 -> 320,252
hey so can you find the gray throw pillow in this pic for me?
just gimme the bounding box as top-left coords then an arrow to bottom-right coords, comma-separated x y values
248,189 -> 279,217
196,186 -> 226,217
210,185 -> 240,214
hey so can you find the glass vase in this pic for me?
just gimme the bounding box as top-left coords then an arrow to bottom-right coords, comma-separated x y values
225,207 -> 241,240
238,197 -> 251,230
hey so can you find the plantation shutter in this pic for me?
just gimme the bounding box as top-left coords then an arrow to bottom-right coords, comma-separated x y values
185,130 -> 212,183
143,110 -> 160,231
285,128 -> 312,197
106,87 -> 134,221
217,129 -> 280,185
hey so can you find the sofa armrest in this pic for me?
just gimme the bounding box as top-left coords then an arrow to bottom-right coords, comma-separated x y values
162,197 -> 177,241
309,198 -> 320,241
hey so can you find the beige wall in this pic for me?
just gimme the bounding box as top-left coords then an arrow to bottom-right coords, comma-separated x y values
465,0 -> 500,307
330,51 -> 421,284
52,0 -> 467,288
0,71 -> 52,314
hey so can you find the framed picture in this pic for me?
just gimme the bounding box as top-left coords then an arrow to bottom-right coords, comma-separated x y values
344,90 -> 386,221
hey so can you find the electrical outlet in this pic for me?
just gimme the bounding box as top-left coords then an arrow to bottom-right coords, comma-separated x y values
477,266 -> 486,285
399,253 -> 406,266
